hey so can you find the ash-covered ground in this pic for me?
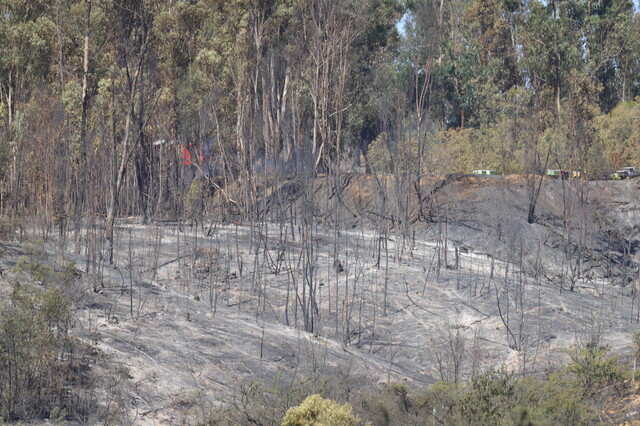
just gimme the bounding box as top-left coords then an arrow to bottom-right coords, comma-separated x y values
2,174 -> 639,424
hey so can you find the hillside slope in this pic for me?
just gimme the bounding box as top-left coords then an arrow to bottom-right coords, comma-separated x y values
2,174 -> 639,424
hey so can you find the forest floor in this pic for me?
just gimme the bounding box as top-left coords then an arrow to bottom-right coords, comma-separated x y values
2,174 -> 640,424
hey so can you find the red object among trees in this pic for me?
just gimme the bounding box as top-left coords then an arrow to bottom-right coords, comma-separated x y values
181,145 -> 192,166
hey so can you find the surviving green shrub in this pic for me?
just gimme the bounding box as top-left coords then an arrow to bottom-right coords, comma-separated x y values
437,127 -> 495,174
460,369 -> 516,425
566,335 -> 622,395
203,336 -> 630,425
15,255 -> 52,284
281,394 -> 359,426
366,132 -> 393,174
14,239 -> 50,284
515,374 -> 597,425
355,383 -> 421,425
204,370 -> 365,426
416,380 -> 463,424
0,258 -> 95,421
15,239 -> 80,296
595,99 -> 640,169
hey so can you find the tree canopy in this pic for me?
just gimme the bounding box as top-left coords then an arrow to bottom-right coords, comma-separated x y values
0,0 -> 638,221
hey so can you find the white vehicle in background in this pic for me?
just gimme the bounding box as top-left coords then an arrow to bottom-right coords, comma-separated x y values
622,167 -> 637,178
472,170 -> 498,175
610,166 -> 637,179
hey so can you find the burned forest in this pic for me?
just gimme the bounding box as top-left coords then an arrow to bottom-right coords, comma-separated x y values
1,0 -> 640,424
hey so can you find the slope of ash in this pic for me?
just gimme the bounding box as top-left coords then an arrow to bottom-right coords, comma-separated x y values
1,174 -> 638,424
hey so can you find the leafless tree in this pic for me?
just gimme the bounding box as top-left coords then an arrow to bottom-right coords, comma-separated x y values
427,315 -> 468,385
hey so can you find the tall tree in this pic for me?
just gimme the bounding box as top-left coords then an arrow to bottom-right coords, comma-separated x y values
104,0 -> 152,262
0,0 -> 55,214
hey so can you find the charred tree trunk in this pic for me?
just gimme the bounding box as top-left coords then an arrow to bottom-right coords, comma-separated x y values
105,15 -> 150,263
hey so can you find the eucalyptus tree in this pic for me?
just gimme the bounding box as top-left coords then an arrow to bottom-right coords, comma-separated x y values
583,0 -> 637,111
104,0 -> 153,262
0,1 -> 56,215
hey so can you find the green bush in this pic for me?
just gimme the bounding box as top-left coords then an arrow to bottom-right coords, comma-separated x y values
15,240 -> 80,297
366,131 -> 393,173
595,99 -> 640,169
566,336 -> 622,395
632,330 -> 640,365
203,335 -> 631,425
204,370 -> 365,426
515,374 -> 597,425
355,383 -> 422,425
0,256 -> 95,421
281,394 -> 359,426
460,369 -> 516,425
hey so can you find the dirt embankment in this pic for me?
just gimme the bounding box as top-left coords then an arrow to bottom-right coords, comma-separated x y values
296,173 -> 640,280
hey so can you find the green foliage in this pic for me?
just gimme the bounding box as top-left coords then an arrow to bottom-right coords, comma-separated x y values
354,382 -> 419,425
566,336 -> 623,395
184,177 -> 206,222
0,8 -> 56,82
281,394 -> 359,426
366,131 -> 393,173
15,256 -> 50,284
15,239 -> 49,283
412,368 -> 598,425
206,355 -> 633,426
436,127 -> 489,173
0,275 -> 94,421
0,0 -> 637,217
415,380 -> 463,424
595,100 -> 640,169
515,374 -> 597,425
14,241 -> 79,290
0,0 -> 638,223
61,79 -> 83,161
204,370 -> 367,425
460,369 -> 516,424
357,369 -> 601,425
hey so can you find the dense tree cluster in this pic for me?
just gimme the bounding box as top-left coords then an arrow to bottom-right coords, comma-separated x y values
0,0 -> 638,225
